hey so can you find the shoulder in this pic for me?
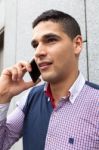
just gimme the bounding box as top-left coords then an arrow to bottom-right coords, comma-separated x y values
85,81 -> 99,90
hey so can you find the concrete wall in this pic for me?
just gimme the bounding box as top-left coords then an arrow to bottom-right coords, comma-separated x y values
0,0 -> 5,74
0,0 -> 5,29
86,0 -> 99,83
0,0 -> 99,149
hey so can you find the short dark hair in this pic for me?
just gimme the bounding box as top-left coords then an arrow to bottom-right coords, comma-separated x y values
32,9 -> 81,40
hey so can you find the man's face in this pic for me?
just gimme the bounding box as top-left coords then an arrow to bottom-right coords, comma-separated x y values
31,21 -> 82,83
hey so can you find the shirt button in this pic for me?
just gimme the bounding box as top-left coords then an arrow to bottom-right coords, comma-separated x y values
69,138 -> 74,144
48,97 -> 50,101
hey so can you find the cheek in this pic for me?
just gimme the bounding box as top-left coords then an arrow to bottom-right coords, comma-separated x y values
54,47 -> 72,63
48,42 -> 74,65
55,51 -> 75,71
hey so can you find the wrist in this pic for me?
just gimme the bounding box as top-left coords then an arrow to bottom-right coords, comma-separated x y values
0,93 -> 12,104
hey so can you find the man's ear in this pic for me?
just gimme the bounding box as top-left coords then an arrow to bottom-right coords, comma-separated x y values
73,35 -> 83,55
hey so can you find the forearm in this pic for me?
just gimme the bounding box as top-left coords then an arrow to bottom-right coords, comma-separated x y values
0,104 -> 25,150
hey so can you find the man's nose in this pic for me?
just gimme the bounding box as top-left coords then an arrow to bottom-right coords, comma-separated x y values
35,44 -> 47,58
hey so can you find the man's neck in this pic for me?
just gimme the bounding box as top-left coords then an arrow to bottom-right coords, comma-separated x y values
50,71 -> 79,104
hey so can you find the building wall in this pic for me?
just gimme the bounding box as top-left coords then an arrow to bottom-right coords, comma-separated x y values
0,0 -> 99,149
86,0 -> 99,83
0,0 -> 5,74
0,0 -> 5,29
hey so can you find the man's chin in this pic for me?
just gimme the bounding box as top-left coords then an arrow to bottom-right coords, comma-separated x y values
41,73 -> 58,83
42,77 -> 58,84
42,76 -> 53,82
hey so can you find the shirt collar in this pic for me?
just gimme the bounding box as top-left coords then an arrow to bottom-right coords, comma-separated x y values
69,72 -> 85,103
44,72 -> 85,104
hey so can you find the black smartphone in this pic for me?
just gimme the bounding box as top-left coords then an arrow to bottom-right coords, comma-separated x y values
29,59 -> 41,83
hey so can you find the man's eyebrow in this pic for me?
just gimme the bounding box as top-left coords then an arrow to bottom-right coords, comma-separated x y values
31,33 -> 61,46
42,33 -> 61,39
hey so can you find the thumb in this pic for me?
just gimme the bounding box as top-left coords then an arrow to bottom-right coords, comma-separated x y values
24,78 -> 41,89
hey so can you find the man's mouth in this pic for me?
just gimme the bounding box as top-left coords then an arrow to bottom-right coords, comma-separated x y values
38,61 -> 52,70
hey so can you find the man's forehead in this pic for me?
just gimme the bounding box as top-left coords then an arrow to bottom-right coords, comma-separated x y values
32,21 -> 64,39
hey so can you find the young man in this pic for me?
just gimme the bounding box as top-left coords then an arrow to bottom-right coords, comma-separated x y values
0,10 -> 99,150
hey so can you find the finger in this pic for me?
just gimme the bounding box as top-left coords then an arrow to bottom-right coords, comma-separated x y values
16,61 -> 32,72
2,67 -> 16,79
13,61 -> 31,80
15,63 -> 27,80
1,67 -> 18,81
2,68 -> 12,76
11,67 -> 19,81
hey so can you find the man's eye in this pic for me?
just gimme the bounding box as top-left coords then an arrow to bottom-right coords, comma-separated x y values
33,45 -> 37,48
32,43 -> 38,49
47,38 -> 57,43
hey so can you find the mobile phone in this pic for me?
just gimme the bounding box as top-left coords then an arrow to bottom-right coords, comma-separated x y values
29,59 -> 41,83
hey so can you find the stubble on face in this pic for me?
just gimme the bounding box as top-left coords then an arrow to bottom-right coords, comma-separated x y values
32,21 -> 78,84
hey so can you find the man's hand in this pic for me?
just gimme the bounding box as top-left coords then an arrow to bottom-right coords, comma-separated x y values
0,61 -> 40,104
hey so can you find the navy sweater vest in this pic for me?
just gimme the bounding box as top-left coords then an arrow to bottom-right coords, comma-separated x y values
23,84 -> 53,150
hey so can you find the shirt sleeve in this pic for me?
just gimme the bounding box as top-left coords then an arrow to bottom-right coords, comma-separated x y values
0,89 -> 30,150
0,107 -> 25,150
0,103 -> 10,121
